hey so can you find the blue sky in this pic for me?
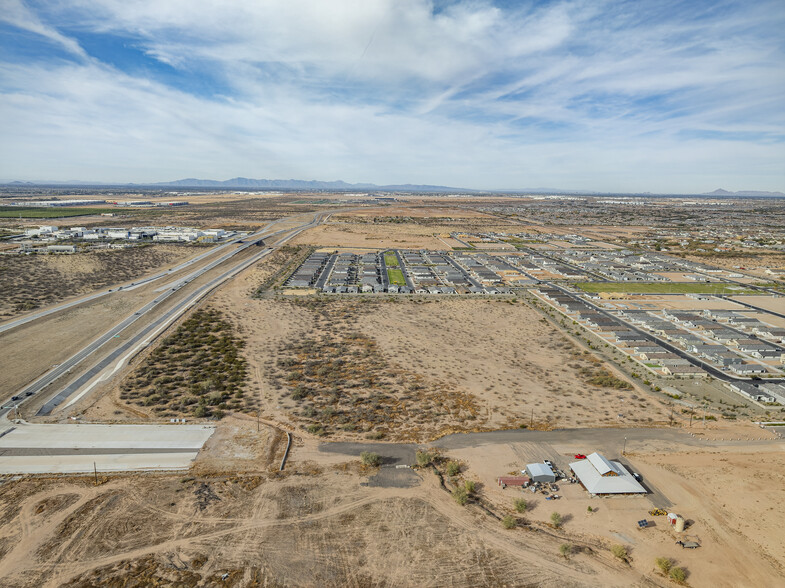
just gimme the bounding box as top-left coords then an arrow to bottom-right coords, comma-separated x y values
1,0 -> 784,192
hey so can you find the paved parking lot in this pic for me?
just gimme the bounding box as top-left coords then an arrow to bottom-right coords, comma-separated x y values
0,423 -> 215,474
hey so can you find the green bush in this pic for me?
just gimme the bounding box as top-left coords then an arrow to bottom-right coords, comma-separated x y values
669,567 -> 686,584
656,557 -> 673,574
416,450 -> 434,467
464,480 -> 476,494
360,451 -> 381,466
560,543 -> 572,559
446,461 -> 461,476
452,487 -> 469,506
550,512 -> 562,528
611,544 -> 628,561
502,515 -> 517,529
514,498 -> 527,513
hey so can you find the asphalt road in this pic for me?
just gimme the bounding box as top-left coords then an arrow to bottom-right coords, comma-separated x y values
0,228 -> 266,335
2,213 -> 324,417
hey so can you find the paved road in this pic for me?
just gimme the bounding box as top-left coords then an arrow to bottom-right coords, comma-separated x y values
394,250 -> 414,288
0,229 -> 269,335
2,213 -> 324,417
314,254 -> 337,289
379,251 -> 389,290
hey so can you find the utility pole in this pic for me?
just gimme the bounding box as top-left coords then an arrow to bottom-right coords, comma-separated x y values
530,408 -> 534,428
669,403 -> 674,426
93,462 -> 98,486
623,436 -> 627,456
689,407 -> 694,427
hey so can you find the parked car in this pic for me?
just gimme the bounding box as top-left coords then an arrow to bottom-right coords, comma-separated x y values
574,454 -> 587,459
543,459 -> 553,468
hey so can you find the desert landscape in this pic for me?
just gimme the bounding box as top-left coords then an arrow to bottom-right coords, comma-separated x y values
1,196 -> 784,588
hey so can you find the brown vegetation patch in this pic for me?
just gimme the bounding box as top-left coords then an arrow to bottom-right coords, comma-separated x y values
0,244 -> 198,317
268,298 -> 485,441
118,308 -> 250,419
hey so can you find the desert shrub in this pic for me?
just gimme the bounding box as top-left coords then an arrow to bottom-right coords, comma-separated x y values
656,557 -> 673,574
611,544 -> 628,562
416,450 -> 434,467
452,487 -> 469,506
550,512 -> 562,528
669,567 -> 686,583
446,461 -> 461,476
514,498 -> 527,513
360,451 -> 381,467
502,515 -> 517,529
560,543 -> 572,559
464,480 -> 476,494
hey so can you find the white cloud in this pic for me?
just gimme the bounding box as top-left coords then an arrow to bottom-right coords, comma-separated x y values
1,0 -> 784,191
1,0 -> 88,58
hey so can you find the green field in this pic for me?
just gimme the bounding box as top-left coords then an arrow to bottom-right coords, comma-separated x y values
384,253 -> 399,267
0,207 -> 118,218
574,282 -> 759,295
387,268 -> 406,286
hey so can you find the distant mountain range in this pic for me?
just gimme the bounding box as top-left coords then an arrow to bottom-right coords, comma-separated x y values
1,178 -> 783,197
703,188 -> 785,197
151,177 -> 462,192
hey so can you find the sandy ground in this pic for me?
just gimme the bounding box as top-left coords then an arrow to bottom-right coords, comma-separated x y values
0,435 -> 653,588
684,254 -> 785,279
731,295 -> 785,315
446,433 -> 785,588
198,255 -> 672,440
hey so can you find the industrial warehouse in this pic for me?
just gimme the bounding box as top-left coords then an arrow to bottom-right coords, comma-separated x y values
569,453 -> 647,495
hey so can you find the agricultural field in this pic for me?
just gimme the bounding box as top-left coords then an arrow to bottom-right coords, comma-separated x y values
0,244 -> 200,318
118,308 -> 251,419
575,282 -> 760,295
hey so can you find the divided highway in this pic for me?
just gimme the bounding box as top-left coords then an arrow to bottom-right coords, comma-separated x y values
0,219 -> 287,335
1,213 -> 324,418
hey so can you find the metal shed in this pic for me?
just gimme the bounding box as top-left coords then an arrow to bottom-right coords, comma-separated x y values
525,463 -> 556,483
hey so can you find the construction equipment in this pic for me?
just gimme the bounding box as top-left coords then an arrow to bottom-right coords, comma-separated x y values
649,508 -> 667,516
676,540 -> 700,549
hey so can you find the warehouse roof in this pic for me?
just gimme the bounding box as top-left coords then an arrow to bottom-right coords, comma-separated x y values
526,463 -> 554,478
570,453 -> 646,495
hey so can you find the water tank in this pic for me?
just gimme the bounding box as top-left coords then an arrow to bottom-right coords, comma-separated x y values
675,516 -> 686,533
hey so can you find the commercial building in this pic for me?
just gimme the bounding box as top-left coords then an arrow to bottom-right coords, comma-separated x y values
569,453 -> 646,495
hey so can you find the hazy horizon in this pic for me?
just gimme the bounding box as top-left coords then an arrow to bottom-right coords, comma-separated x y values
1,1 -> 784,192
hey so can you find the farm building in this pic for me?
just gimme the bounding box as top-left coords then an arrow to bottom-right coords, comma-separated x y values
525,463 -> 555,483
569,453 -> 646,495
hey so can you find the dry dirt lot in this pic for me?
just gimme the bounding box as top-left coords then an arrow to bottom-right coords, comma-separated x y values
0,244 -> 200,318
446,430 -> 785,588
289,205 -> 522,250
197,257 -> 671,441
0,430 -> 649,588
